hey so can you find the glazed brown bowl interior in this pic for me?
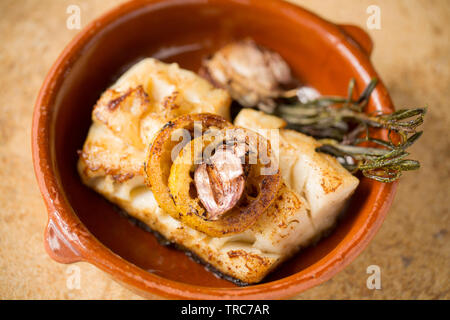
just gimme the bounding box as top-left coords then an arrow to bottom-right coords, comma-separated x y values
34,0 -> 397,299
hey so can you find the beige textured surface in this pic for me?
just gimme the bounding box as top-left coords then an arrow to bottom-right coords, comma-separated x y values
0,0 -> 448,299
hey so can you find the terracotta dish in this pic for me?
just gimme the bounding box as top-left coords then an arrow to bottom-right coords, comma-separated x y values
32,0 -> 397,299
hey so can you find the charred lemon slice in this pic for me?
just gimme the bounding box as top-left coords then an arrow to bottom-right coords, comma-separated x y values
145,113 -> 281,237
145,113 -> 232,218
168,127 -> 281,237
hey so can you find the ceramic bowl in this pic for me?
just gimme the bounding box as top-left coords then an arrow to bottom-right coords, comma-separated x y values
32,0 -> 397,299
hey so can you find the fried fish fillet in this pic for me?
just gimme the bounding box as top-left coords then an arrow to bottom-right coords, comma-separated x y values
78,58 -> 359,283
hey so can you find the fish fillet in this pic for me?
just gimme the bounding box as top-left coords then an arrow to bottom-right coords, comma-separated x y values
78,58 -> 359,283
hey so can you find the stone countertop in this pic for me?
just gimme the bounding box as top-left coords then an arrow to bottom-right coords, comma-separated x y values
0,0 -> 448,299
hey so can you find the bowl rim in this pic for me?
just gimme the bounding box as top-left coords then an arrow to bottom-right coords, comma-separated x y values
32,0 -> 398,299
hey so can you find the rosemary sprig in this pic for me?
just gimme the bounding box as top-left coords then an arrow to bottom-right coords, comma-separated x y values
276,78 -> 426,182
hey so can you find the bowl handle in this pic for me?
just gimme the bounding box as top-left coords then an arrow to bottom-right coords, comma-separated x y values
339,24 -> 373,56
44,217 -> 82,264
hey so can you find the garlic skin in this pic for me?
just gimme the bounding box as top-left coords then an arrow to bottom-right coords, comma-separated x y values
202,39 -> 295,113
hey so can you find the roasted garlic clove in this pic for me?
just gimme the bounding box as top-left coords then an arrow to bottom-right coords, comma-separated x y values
201,39 -> 295,113
194,145 -> 246,220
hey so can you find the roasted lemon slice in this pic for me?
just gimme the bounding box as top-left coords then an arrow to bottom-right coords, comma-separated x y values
168,127 -> 281,237
145,113 -> 232,219
146,113 -> 281,237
